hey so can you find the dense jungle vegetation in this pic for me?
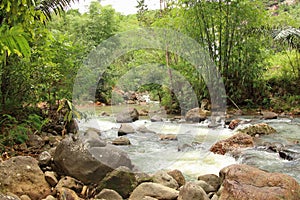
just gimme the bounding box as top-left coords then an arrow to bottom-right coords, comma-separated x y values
0,0 -> 299,150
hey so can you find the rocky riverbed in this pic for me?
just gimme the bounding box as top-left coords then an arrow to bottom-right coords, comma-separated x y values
1,119 -> 300,200
1,107 -> 300,199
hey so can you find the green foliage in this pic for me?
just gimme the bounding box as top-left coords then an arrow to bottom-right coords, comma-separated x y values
0,114 -> 48,151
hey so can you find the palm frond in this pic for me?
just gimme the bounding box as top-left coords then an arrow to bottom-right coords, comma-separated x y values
272,27 -> 300,50
36,0 -> 79,20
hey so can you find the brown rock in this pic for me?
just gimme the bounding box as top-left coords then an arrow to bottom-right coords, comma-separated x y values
159,134 -> 178,141
185,108 -> 208,122
112,136 -> 131,145
167,169 -> 186,187
219,164 -> 300,200
210,133 -> 254,155
178,182 -> 210,200
228,119 -> 241,130
0,156 -> 51,200
261,111 -> 278,119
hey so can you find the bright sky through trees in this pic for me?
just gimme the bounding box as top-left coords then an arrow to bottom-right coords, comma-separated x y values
71,0 -> 160,14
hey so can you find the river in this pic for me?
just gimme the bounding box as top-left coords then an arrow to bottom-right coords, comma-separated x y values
78,107 -> 300,182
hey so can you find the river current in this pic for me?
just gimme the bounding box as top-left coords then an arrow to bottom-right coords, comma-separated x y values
78,114 -> 300,182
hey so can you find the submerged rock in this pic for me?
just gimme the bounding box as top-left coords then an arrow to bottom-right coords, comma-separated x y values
219,164 -> 300,200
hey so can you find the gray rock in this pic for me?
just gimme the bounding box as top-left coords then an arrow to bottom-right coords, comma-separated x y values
116,108 -> 139,123
45,171 -> 58,187
79,128 -> 105,148
97,166 -> 137,198
136,125 -> 156,134
0,156 -> 51,199
26,134 -> 45,148
95,189 -> 123,200
150,115 -> 163,122
197,174 -> 221,192
178,182 -> 210,200
118,123 -> 135,136
152,170 -> 179,189
112,136 -> 131,145
38,151 -> 52,166
129,182 -> 179,200
53,137 -> 133,184
194,180 -> 216,193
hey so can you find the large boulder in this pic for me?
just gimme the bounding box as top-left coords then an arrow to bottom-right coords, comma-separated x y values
219,164 -> 300,200
210,132 -> 254,155
238,123 -> 276,137
0,156 -> 51,199
53,137 -> 133,184
185,108 -> 207,122
129,182 -> 179,200
178,182 -> 210,200
116,108 -> 139,123
97,166 -> 138,198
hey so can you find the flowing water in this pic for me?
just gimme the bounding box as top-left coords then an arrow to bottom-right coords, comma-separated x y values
78,110 -> 300,182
